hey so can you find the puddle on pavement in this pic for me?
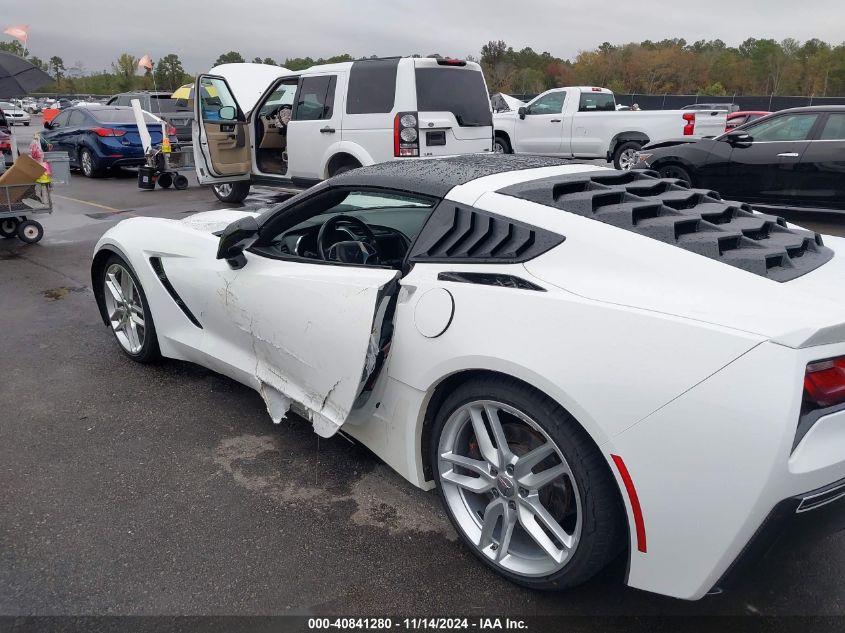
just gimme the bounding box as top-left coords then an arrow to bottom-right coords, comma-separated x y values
42,286 -> 87,301
213,433 -> 455,540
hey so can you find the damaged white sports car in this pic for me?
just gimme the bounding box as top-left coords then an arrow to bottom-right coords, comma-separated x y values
92,155 -> 845,600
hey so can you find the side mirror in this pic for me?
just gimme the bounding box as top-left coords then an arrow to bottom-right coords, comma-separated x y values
724,130 -> 752,145
218,105 -> 236,121
517,106 -> 527,120
216,215 -> 259,269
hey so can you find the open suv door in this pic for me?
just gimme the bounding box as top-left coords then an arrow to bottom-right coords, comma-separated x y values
193,74 -> 251,189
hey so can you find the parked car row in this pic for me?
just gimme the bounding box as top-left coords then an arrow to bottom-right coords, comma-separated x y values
634,106 -> 845,214
40,106 -> 177,177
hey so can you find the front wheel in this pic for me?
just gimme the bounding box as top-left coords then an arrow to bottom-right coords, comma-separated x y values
17,219 -> 43,243
612,141 -> 642,170
212,182 -> 250,203
100,254 -> 160,363
432,377 -> 625,590
657,164 -> 693,187
494,135 -> 512,154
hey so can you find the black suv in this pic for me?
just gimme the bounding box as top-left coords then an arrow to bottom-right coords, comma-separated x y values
106,91 -> 193,141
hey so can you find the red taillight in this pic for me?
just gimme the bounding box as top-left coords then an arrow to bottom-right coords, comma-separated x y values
804,357 -> 845,408
167,126 -> 177,136
682,112 -> 695,136
591,87 -> 602,92
92,127 -> 126,137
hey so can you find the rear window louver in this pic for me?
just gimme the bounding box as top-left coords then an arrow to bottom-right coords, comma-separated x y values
498,170 -> 833,282
409,202 -> 564,263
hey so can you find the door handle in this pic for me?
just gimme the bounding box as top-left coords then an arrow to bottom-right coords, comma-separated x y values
550,119 -> 562,123
320,126 -> 336,134
777,152 -> 800,157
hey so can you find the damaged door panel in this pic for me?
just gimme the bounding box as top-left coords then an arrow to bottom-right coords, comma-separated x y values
207,254 -> 400,437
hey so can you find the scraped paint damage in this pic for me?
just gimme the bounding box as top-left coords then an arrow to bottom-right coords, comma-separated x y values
218,269 -> 396,438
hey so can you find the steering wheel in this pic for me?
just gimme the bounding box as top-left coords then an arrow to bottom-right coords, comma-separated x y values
317,214 -> 378,261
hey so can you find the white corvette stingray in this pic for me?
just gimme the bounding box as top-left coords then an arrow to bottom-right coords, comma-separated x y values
92,155 -> 845,599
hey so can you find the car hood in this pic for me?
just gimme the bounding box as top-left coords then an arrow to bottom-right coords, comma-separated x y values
179,209 -> 258,234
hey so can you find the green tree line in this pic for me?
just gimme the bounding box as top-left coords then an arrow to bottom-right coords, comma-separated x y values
2,36 -> 844,97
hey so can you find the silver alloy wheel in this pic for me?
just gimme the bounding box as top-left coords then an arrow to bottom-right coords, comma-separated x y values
81,150 -> 94,176
618,148 -> 638,171
214,183 -> 233,198
494,141 -> 506,154
103,263 -> 146,355
438,400 -> 582,577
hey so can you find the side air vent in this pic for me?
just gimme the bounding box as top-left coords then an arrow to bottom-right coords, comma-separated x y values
409,202 -> 564,264
498,170 -> 834,282
437,271 -> 546,291
149,257 -> 203,328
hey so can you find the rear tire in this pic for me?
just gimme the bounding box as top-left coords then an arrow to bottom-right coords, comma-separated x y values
612,141 -> 642,170
173,174 -> 189,190
657,164 -> 693,187
79,148 -> 102,178
431,376 -> 625,591
494,135 -> 512,154
212,182 -> 250,203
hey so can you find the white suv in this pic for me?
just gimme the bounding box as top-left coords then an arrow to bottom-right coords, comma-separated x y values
193,58 -> 494,202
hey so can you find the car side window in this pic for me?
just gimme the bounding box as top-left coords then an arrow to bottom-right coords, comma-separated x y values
51,112 -> 70,128
819,114 -> 845,141
527,92 -> 565,115
746,113 -> 819,142
115,95 -> 132,107
67,110 -> 87,126
293,76 -> 337,121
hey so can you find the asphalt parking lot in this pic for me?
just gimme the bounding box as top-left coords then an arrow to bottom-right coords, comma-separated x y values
3,118 -> 845,618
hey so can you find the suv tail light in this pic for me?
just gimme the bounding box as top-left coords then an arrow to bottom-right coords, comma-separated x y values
92,127 -> 126,137
394,112 -> 419,158
804,357 -> 845,408
167,125 -> 177,137
682,113 -> 695,136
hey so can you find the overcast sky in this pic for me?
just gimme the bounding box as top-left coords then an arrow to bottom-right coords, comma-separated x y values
3,0 -> 844,73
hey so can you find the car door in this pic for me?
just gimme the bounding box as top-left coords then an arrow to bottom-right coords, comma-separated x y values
193,74 -> 251,185
43,111 -> 72,158
716,112 -> 819,204
286,73 -> 344,180
198,188 -> 417,435
513,91 -> 565,155
64,109 -> 88,158
789,112 -> 845,210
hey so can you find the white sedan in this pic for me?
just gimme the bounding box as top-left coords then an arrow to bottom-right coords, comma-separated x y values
0,101 -> 31,126
91,155 -> 845,600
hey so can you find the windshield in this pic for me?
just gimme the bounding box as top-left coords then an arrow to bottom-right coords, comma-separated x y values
415,68 -> 492,127
0,102 -> 15,110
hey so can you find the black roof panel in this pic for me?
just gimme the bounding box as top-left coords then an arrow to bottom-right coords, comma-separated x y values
328,154 -> 571,198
